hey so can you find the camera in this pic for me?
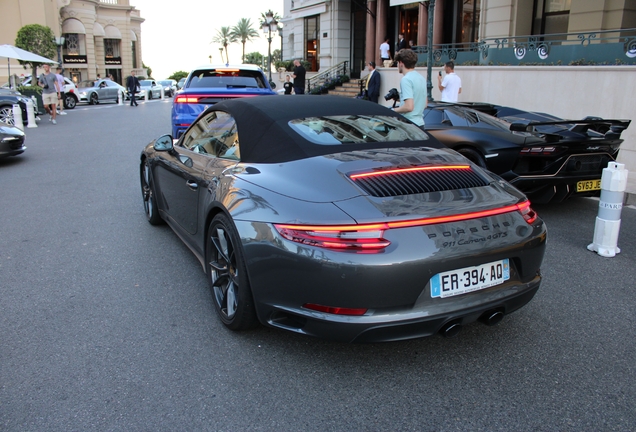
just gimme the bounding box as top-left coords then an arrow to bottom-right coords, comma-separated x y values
384,88 -> 400,102
439,71 -> 442,76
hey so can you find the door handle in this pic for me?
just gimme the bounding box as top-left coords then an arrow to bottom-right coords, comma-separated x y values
186,180 -> 198,190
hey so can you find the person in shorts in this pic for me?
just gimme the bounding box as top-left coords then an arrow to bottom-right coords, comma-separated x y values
55,67 -> 67,115
38,64 -> 62,124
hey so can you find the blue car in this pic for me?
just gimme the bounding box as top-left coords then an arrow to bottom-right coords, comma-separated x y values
171,65 -> 277,138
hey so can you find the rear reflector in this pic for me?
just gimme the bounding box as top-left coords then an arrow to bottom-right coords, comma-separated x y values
303,304 -> 368,316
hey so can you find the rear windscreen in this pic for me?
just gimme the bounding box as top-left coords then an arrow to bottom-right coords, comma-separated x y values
187,69 -> 267,89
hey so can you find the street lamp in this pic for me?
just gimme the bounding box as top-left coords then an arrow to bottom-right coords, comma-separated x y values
54,36 -> 66,73
219,47 -> 224,64
426,0 -> 436,102
209,55 -> 212,63
261,11 -> 278,82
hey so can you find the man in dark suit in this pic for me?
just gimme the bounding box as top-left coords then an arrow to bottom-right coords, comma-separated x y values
365,61 -> 381,103
126,70 -> 140,106
397,33 -> 408,51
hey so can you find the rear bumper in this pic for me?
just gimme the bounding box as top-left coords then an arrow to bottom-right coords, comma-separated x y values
261,277 -> 541,343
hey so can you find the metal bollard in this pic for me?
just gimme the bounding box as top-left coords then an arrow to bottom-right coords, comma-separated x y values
118,89 -> 124,105
587,162 -> 629,257
160,86 -> 164,99
12,104 -> 24,131
26,99 -> 38,128
143,89 -> 147,102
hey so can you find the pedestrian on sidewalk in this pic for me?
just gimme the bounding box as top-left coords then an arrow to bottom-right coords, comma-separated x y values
38,64 -> 61,124
292,60 -> 306,95
438,61 -> 462,102
55,67 -> 67,116
126,71 -> 140,106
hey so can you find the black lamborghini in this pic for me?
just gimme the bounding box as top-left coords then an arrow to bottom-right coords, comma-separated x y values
423,102 -> 630,203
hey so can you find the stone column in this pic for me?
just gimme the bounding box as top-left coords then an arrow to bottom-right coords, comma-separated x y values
366,0 -> 377,64
375,0 -> 388,63
434,0 -> 444,45
418,2 -> 428,46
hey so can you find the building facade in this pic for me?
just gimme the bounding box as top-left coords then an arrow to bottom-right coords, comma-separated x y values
0,0 -> 145,86
282,0 -> 636,77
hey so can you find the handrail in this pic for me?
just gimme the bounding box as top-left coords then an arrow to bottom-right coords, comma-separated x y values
306,61 -> 349,93
412,28 -> 636,66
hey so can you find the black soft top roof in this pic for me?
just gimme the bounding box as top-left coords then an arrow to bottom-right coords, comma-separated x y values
205,95 -> 441,163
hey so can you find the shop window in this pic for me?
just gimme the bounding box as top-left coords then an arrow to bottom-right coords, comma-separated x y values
304,15 -> 319,71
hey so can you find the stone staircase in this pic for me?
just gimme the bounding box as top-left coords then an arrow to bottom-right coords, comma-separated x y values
327,80 -> 363,98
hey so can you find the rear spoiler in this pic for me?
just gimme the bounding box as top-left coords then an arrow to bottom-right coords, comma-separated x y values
509,118 -> 631,139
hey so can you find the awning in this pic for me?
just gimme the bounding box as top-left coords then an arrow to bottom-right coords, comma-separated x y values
390,0 -> 419,6
130,30 -> 137,41
93,22 -> 105,37
62,18 -> 86,35
104,25 -> 122,39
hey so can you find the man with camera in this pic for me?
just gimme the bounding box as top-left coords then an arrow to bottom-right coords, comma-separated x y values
38,64 -> 62,125
392,49 -> 426,126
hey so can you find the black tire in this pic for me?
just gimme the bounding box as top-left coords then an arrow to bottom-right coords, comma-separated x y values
89,93 -> 98,105
140,160 -> 163,225
64,94 -> 77,109
457,147 -> 487,169
206,214 -> 258,330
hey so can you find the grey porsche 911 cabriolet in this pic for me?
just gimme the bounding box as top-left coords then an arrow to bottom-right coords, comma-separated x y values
139,96 -> 546,343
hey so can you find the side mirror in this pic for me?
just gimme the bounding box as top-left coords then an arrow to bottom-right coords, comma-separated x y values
154,134 -> 174,152
270,81 -> 277,89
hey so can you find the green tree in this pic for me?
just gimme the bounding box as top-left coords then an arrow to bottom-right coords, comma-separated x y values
244,51 -> 264,66
231,18 -> 260,63
212,27 -> 237,64
14,24 -> 57,79
272,49 -> 281,64
168,70 -> 189,81
142,62 -> 152,79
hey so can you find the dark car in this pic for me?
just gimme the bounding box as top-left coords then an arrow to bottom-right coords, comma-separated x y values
0,89 -> 31,126
141,95 -> 546,343
0,120 -> 26,158
423,102 -> 630,203
171,64 -> 277,138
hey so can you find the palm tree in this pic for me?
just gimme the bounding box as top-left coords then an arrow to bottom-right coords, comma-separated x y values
231,18 -> 260,63
212,26 -> 237,64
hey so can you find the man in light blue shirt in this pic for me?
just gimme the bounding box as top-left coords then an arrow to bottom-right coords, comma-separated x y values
393,49 -> 426,127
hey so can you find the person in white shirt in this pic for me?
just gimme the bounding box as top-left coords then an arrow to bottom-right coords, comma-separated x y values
438,61 -> 462,102
379,38 -> 392,68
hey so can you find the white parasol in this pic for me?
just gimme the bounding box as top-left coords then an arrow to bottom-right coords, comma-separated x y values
0,44 -> 58,88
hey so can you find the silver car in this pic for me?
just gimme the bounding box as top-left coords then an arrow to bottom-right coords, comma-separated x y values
138,80 -> 163,100
77,79 -> 125,105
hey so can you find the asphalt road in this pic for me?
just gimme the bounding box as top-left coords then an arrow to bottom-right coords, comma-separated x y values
1,99 -> 635,431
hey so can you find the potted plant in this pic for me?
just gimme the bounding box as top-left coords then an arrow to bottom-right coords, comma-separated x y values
17,85 -> 45,115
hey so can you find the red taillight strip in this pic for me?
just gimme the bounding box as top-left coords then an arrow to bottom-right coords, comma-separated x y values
174,94 -> 258,103
275,201 -> 536,233
303,303 -> 368,316
349,165 -> 471,180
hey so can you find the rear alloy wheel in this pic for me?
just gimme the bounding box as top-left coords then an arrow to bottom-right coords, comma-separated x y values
140,160 -> 163,225
0,106 -> 15,125
458,148 -> 487,169
64,94 -> 77,109
206,214 -> 257,330
89,93 -> 99,105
